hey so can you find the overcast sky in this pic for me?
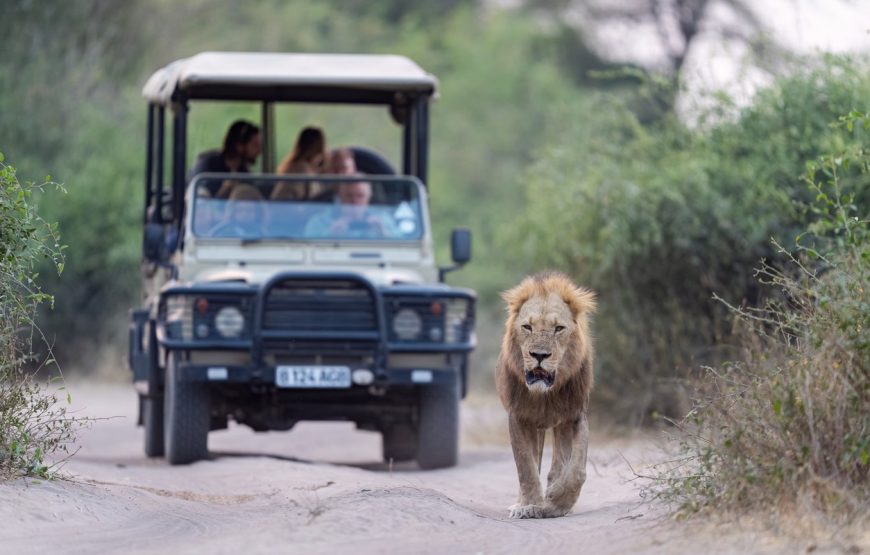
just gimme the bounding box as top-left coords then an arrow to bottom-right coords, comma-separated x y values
574,0 -> 870,113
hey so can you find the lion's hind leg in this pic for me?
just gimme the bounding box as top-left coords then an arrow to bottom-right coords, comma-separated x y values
546,421 -> 571,492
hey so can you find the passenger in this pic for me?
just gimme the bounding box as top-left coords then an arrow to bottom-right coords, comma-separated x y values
190,120 -> 262,195
277,126 -> 328,200
209,184 -> 267,237
277,126 -> 327,174
327,147 -> 356,174
303,177 -> 397,238
311,148 -> 357,203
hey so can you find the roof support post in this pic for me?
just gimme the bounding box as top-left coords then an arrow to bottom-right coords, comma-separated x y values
416,98 -> 429,185
144,104 -> 154,224
155,106 -> 165,223
261,101 -> 275,173
171,98 -> 188,224
402,105 -> 414,176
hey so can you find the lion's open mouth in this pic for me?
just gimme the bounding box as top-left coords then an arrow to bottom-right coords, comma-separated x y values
525,367 -> 554,388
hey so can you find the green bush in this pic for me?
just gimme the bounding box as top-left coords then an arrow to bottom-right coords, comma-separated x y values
0,155 -> 82,479
649,112 -> 869,520
515,56 -> 870,423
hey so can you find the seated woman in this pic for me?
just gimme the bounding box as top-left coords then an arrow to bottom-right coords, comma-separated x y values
277,126 -> 328,199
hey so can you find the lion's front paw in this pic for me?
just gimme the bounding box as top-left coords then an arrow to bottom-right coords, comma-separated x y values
540,502 -> 571,518
508,504 -> 544,519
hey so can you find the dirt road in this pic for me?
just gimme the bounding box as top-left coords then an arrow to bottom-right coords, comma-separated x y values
0,384 -> 806,554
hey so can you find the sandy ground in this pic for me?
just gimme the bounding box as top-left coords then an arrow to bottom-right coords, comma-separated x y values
0,383 -> 842,554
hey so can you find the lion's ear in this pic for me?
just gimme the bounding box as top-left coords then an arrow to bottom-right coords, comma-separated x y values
500,287 -> 523,315
571,287 -> 597,316
501,279 -> 535,314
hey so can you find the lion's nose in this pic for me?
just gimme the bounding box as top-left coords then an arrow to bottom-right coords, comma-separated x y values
530,351 -> 551,364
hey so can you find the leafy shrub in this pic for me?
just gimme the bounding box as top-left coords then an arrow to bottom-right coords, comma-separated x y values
516,56 -> 870,423
0,154 -> 83,479
648,112 -> 869,520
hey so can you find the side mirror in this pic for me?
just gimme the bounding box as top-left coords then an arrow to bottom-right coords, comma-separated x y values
439,228 -> 472,282
143,222 -> 166,262
451,228 -> 472,265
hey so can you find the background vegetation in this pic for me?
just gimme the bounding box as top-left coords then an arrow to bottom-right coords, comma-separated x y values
0,1 -> 867,434
0,156 -> 81,478
518,59 -> 870,423
649,111 -> 869,522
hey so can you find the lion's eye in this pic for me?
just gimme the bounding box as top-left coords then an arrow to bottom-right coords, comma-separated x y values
554,325 -> 565,333
521,324 -> 532,332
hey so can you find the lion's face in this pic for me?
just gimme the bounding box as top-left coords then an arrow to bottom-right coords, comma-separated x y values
501,273 -> 596,395
514,292 -> 576,392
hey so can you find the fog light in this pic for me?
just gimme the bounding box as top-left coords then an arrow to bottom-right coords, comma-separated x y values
352,368 -> 375,385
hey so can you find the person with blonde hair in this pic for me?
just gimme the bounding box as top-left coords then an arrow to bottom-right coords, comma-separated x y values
276,126 -> 328,199
327,147 -> 356,174
309,147 -> 357,203
277,126 -> 327,174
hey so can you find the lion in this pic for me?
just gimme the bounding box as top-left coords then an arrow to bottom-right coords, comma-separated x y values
495,272 -> 596,519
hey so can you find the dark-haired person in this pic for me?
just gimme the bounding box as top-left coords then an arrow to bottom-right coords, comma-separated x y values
189,119 -> 262,196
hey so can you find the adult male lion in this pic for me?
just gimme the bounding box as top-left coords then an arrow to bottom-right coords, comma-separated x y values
496,272 -> 596,519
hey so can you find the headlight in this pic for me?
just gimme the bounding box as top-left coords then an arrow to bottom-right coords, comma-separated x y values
444,298 -> 470,344
392,308 -> 423,340
387,297 -> 472,344
215,306 -> 245,338
162,294 -> 252,341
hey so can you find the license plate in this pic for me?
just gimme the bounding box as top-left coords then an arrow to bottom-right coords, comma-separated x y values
275,365 -> 352,388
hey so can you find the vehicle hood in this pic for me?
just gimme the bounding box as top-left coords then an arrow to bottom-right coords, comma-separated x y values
192,264 -> 427,287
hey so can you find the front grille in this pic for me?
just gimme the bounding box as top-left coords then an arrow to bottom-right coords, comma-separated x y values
262,279 -> 377,333
261,339 -> 378,367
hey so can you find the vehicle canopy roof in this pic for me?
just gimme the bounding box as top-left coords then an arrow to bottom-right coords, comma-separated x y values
142,51 -> 438,105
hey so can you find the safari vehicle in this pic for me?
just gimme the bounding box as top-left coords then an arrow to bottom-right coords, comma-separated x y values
128,52 -> 475,468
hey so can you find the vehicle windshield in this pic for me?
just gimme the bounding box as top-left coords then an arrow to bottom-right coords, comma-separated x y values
189,174 -> 425,241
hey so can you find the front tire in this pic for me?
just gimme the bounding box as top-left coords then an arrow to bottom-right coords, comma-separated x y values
416,379 -> 460,469
164,353 -> 209,464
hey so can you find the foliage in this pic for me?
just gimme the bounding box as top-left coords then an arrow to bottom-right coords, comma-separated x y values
0,0 -> 602,378
515,57 -> 870,423
2,1 -> 868,428
647,112 -> 870,520
0,155 -> 82,479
